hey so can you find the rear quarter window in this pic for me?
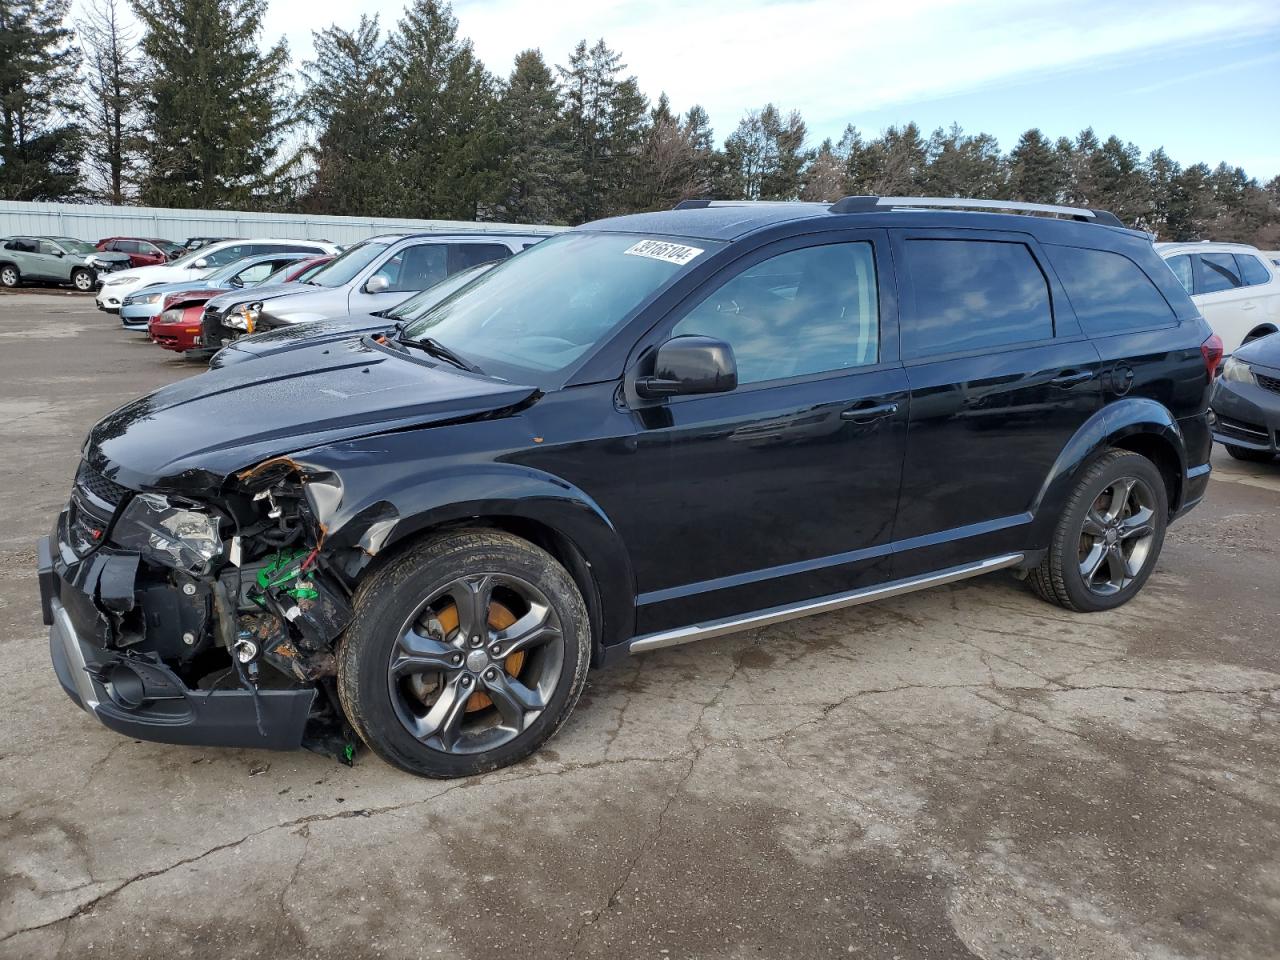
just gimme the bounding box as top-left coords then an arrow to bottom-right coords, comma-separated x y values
1047,246 -> 1177,336
900,239 -> 1052,360
1237,254 -> 1272,287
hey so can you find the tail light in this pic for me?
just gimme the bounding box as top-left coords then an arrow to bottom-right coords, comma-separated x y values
1201,333 -> 1223,381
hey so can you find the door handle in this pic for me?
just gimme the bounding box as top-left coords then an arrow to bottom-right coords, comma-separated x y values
1241,302 -> 1257,311
1049,369 -> 1094,388
840,401 -> 899,423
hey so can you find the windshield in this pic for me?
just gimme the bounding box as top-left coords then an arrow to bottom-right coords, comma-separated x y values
400,232 -> 720,382
55,238 -> 98,256
306,241 -> 388,287
387,262 -> 496,320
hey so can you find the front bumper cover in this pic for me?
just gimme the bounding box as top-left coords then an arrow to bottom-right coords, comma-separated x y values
1211,373 -> 1280,454
38,533 -> 316,750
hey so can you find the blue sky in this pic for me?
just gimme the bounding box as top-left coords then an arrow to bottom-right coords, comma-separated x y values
117,0 -> 1280,180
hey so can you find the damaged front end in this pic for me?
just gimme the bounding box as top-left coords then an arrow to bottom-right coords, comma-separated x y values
38,457 -> 369,761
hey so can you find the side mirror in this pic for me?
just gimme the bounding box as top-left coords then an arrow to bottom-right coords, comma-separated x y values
53,250 -> 65,257
365,275 -> 390,294
635,335 -> 737,399
193,257 -> 208,269
229,275 -> 243,287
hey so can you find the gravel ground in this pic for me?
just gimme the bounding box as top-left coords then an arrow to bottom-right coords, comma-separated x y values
1,292 -> 1278,960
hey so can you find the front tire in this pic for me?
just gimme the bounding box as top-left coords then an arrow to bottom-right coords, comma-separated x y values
1225,444 -> 1275,463
1028,450 -> 1168,612
70,268 -> 94,292
0,264 -> 19,288
338,529 -> 591,778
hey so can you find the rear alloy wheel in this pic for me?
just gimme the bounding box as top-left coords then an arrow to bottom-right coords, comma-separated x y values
0,265 -> 18,288
1029,450 -> 1168,612
338,529 -> 591,778
70,268 -> 94,292
1225,444 -> 1275,463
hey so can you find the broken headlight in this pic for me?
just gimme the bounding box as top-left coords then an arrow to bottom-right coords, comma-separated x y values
113,493 -> 224,574
226,302 -> 262,332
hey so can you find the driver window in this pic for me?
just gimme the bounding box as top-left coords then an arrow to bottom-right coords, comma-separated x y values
376,244 -> 449,293
671,241 -> 879,385
235,263 -> 274,284
39,240 -> 61,255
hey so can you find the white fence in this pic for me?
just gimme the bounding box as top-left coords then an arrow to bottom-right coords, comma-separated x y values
0,201 -> 565,246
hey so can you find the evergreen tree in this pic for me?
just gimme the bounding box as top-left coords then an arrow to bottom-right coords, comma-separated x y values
1007,129 -> 1062,204
923,124 -> 1004,198
300,15 -> 394,216
556,38 -> 647,221
1089,135 -> 1149,225
628,93 -> 706,211
1061,127 -> 1100,205
78,0 -> 141,204
132,0 -> 295,208
759,106 -> 807,200
495,49 -> 577,223
800,137 -> 846,202
0,0 -> 82,201
387,0 -> 503,220
1143,147 -> 1180,237
1167,162 -> 1215,241
682,104 -> 720,199
866,123 -> 928,194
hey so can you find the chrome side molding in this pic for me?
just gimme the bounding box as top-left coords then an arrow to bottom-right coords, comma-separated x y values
628,553 -> 1025,654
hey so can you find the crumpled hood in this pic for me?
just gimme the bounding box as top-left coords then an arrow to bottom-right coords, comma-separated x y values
87,337 -> 539,492
203,281 -> 311,317
85,251 -> 131,267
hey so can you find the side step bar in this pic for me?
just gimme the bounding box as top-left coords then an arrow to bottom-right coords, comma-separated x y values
628,553 -> 1025,654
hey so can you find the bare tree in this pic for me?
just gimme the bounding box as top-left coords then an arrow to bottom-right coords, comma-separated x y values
78,0 -> 141,203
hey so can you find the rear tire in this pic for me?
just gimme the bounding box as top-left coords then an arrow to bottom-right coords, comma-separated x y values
1028,450 -> 1168,612
0,264 -> 19,288
70,268 -> 94,292
338,529 -> 591,778
1225,444 -> 1275,463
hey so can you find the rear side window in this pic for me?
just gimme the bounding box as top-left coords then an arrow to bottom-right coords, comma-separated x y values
376,243 -> 449,292
901,239 -> 1052,360
451,243 -> 511,272
1198,253 -> 1242,293
1048,246 -> 1177,335
1165,255 -> 1193,292
1237,254 -> 1272,287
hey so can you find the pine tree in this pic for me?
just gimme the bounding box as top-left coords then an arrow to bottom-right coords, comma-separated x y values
923,124 -> 1004,198
1143,147 -> 1180,237
1061,128 -> 1100,205
1007,129 -> 1062,204
867,123 -> 928,194
387,0 -> 503,220
800,138 -> 846,202
300,15 -> 394,216
759,106 -> 807,200
493,49 -> 577,223
132,0 -> 295,209
78,0 -> 141,204
556,38 -> 647,221
0,0 -> 82,201
1089,135 -> 1149,226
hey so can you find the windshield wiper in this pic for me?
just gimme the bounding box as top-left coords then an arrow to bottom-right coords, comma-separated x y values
396,333 -> 483,374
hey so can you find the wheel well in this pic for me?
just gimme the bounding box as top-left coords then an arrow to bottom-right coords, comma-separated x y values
1243,324 -> 1278,344
1110,434 -> 1181,514
375,516 -> 607,666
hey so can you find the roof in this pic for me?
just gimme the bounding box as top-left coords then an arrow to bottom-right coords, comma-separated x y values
581,196 -> 1141,242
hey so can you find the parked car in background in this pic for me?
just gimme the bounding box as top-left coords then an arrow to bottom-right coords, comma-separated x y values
96,238 -> 338,311
1158,242 -> 1280,353
144,255 -> 327,355
39,196 -> 1217,778
0,236 -> 130,291
182,237 -> 233,252
1210,332 -> 1280,462
97,237 -> 185,268
118,252 -> 319,330
246,232 -> 543,331
209,260 -> 497,368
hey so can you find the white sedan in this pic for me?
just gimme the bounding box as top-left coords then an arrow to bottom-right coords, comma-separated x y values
94,238 -> 338,311
1157,241 -> 1280,354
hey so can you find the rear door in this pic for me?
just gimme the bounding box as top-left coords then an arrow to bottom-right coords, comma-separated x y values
1193,252 -> 1260,353
4,239 -> 39,276
890,229 -> 1103,577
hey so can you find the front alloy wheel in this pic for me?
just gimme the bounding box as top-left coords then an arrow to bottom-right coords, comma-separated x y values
71,269 -> 94,292
339,529 -> 590,778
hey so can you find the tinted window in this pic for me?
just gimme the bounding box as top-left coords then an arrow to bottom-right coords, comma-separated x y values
452,243 -> 511,272
672,242 -> 879,385
376,243 -> 449,292
1165,254 -> 1193,292
902,239 -> 1052,359
1237,254 -> 1272,287
120,240 -> 144,253
1198,253 -> 1242,293
5,239 -> 35,252
1048,246 -> 1176,335
200,244 -> 252,267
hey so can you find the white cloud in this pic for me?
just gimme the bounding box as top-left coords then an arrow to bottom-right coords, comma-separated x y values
259,0 -> 1280,139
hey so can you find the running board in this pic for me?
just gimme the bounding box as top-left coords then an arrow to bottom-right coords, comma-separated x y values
628,553 -> 1025,654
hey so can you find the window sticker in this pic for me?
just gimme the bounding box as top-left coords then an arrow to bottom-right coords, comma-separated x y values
623,239 -> 704,266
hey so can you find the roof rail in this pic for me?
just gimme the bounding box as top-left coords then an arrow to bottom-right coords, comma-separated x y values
828,195 -> 1124,227
671,199 -> 822,210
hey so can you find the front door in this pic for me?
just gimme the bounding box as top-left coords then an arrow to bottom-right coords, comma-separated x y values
617,231 -> 910,635
888,229 -> 1104,577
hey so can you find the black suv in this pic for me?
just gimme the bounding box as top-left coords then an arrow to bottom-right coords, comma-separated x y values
37,197 -> 1218,779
